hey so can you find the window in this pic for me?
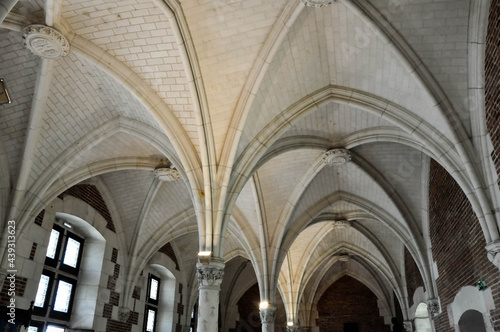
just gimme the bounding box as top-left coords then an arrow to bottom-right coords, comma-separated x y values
143,274 -> 161,332
32,223 -> 85,329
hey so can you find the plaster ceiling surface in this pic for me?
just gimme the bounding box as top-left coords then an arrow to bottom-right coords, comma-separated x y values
236,2 -> 452,159
64,131 -> 166,174
100,169 -> 156,248
0,29 -> 38,182
290,162 -> 407,228
180,0 -> 288,158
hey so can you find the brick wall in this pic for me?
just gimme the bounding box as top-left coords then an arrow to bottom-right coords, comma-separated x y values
404,248 -> 424,307
159,242 -> 180,270
316,275 -> 389,332
486,0 -> 500,185
236,283 -> 261,332
428,160 -> 500,330
61,184 -> 116,232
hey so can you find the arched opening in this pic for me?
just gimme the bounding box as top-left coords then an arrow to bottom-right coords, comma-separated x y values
414,303 -> 431,332
30,212 -> 106,330
149,264 -> 177,332
316,275 -> 387,332
458,310 -> 487,332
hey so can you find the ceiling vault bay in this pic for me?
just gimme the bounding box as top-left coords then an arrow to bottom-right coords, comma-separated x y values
0,0 -> 498,330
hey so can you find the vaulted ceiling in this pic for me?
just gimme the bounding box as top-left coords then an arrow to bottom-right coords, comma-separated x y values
1,0 -> 496,325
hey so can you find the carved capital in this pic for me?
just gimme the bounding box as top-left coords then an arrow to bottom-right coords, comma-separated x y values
301,0 -> 334,7
286,326 -> 298,332
196,261 -> 224,289
426,299 -> 440,317
259,307 -> 276,324
403,321 -> 413,332
118,307 -> 130,322
154,166 -> 181,182
23,24 -> 70,59
323,149 -> 351,166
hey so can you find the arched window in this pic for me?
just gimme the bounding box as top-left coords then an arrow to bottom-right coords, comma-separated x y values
414,303 -> 432,332
458,310 -> 487,332
29,213 -> 105,332
147,264 -> 177,332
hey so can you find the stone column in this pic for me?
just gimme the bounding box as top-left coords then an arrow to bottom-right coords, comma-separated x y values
260,307 -> 276,332
196,259 -> 224,332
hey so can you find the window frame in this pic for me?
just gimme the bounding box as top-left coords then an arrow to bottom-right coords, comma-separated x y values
143,305 -> 158,332
48,274 -> 78,321
147,274 -> 160,306
44,225 -> 64,268
58,232 -> 85,275
33,269 -> 55,317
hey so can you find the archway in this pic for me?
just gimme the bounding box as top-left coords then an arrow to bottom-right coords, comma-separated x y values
458,310 -> 487,332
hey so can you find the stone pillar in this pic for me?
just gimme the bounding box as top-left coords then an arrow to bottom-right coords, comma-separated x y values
196,259 -> 224,332
260,307 -> 276,332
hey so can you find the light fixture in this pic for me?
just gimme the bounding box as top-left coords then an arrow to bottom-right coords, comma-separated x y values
259,301 -> 269,309
287,322 -> 294,327
0,79 -> 11,105
198,251 -> 212,265
63,222 -> 72,229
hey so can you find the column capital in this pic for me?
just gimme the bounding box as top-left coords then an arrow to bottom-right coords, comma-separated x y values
196,259 -> 224,289
259,307 -> 276,324
286,326 -> 298,332
426,298 -> 441,317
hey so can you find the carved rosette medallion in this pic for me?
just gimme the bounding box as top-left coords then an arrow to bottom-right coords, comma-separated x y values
259,307 -> 276,324
334,220 -> 351,229
154,166 -> 181,182
23,25 -> 70,59
426,299 -> 440,317
196,263 -> 224,289
323,149 -> 351,166
403,321 -> 413,332
301,0 -> 334,7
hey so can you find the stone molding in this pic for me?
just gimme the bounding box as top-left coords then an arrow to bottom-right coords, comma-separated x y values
23,24 -> 70,59
301,0 -> 334,8
196,261 -> 224,289
323,149 -> 352,166
259,307 -> 276,324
